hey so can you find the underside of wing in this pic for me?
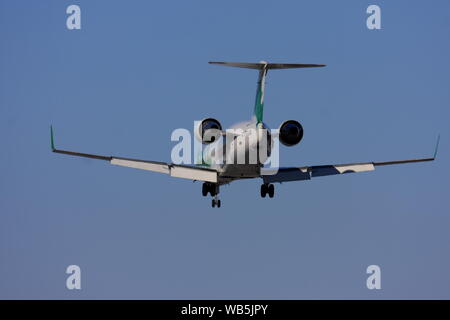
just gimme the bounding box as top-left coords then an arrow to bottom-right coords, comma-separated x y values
261,162 -> 376,183
111,157 -> 218,182
51,127 -> 218,183
261,136 -> 439,184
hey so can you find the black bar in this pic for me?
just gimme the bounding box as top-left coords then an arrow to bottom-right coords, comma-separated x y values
1,300 -> 448,318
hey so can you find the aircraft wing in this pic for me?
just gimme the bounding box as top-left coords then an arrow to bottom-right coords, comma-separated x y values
50,127 -> 218,183
261,137 -> 439,184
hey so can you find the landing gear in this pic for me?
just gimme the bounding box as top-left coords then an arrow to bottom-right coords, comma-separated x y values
204,183 -> 221,208
261,184 -> 267,198
268,183 -> 274,198
261,183 -> 275,198
202,182 -> 217,196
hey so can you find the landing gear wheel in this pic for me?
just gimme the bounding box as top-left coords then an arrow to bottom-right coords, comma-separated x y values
260,184 -> 267,198
268,184 -> 274,198
211,199 -> 221,208
209,184 -> 220,208
202,183 -> 208,197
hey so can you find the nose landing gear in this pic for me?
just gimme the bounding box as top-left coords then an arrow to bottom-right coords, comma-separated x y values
202,182 -> 221,208
212,198 -> 221,208
260,183 -> 275,198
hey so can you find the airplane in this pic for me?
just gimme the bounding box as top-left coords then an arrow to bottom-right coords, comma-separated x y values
51,61 -> 439,208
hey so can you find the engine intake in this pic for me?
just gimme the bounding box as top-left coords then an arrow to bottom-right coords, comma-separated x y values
195,118 -> 223,144
279,120 -> 303,146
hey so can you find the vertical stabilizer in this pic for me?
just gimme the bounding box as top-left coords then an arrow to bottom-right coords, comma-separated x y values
208,61 -> 325,124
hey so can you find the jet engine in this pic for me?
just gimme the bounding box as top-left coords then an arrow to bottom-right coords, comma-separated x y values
195,118 -> 223,144
278,120 -> 304,146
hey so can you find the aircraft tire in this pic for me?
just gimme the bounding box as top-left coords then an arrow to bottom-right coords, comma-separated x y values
268,184 -> 274,198
202,183 -> 208,196
260,184 -> 267,198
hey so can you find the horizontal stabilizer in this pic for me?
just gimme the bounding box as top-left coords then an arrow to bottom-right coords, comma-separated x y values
209,61 -> 325,70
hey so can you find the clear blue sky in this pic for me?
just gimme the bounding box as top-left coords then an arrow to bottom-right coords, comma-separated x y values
1,0 -> 449,299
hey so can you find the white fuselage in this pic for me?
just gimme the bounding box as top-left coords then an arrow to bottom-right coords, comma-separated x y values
202,120 -> 271,182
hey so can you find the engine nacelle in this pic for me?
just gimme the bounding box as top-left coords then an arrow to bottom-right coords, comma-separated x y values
278,120 -> 304,146
195,118 -> 223,144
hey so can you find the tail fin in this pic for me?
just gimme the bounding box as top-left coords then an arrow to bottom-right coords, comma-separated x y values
209,61 -> 325,123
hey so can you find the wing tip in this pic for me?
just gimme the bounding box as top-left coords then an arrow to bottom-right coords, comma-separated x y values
433,134 -> 440,159
50,125 -> 55,151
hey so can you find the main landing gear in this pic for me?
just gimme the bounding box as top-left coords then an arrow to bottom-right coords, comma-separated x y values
202,182 -> 221,208
260,183 -> 275,198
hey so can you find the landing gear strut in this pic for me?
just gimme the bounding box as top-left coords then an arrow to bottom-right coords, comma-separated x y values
261,183 -> 275,198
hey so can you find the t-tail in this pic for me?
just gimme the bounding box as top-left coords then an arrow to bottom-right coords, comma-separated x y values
209,61 -> 325,124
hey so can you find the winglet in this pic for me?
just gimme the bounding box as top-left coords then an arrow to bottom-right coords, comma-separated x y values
433,134 -> 440,159
50,125 -> 55,151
